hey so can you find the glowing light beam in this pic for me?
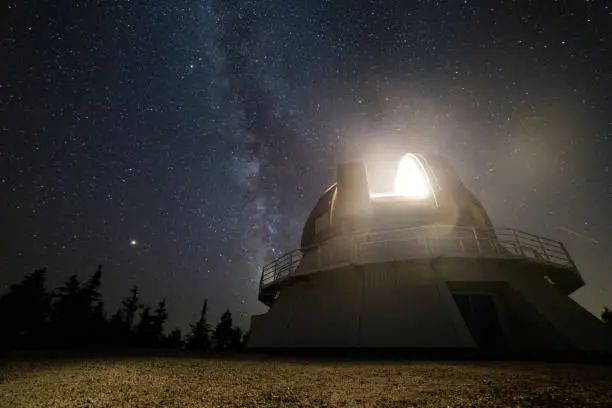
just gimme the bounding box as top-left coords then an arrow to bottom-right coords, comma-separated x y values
393,153 -> 430,198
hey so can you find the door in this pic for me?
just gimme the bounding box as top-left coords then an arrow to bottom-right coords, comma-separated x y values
452,294 -> 507,350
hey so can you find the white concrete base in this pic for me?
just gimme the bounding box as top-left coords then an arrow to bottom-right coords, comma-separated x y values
249,258 -> 612,352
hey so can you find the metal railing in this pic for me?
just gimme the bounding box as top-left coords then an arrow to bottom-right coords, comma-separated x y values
259,225 -> 576,291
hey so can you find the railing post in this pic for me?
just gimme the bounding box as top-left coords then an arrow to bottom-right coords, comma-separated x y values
511,230 -> 525,258
271,259 -> 277,283
491,229 -> 500,253
259,266 -> 265,293
473,227 -> 482,254
294,251 -> 299,274
560,242 -> 576,269
538,236 -> 550,263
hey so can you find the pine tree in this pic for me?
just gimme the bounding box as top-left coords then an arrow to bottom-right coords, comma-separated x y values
90,301 -> 108,345
83,265 -> 105,345
152,299 -> 168,344
106,286 -> 142,347
186,299 -> 211,351
50,274 -> 83,347
121,286 -> 141,331
55,275 -> 80,300
602,306 -> 612,325
165,328 -> 183,349
83,265 -> 103,304
108,308 -> 127,346
135,306 -> 156,347
230,326 -> 243,350
48,266 -> 108,347
211,309 -> 234,350
0,269 -> 50,349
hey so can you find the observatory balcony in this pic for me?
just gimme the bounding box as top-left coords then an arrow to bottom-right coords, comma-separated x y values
258,225 -> 582,306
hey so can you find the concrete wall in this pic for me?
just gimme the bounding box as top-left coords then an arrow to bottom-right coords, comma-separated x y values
357,262 -> 474,348
249,267 -> 361,348
249,258 -> 612,351
434,259 -> 612,352
445,281 -> 570,350
507,268 -> 612,352
249,262 -> 474,349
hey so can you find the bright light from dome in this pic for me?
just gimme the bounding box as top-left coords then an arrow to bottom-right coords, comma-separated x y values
393,154 -> 430,198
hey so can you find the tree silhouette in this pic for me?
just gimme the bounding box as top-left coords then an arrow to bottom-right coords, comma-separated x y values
135,306 -> 156,347
48,266 -> 109,347
83,265 -> 103,304
83,265 -> 106,345
1,268 -> 251,352
602,306 -> 612,325
152,299 -> 168,343
133,299 -> 168,348
230,326 -> 244,350
105,286 -> 143,347
90,301 -> 108,346
0,269 -> 50,349
50,274 -> 83,347
164,328 -> 183,349
122,286 -> 141,331
212,309 -> 234,350
186,299 -> 211,351
108,308 -> 127,347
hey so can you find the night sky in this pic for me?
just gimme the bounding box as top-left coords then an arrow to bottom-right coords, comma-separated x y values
1,1 -> 611,331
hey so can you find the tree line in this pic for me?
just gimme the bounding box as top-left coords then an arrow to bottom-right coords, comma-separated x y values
2,265 -> 611,353
0,266 -> 247,351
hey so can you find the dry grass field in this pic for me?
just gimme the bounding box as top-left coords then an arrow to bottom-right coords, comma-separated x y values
1,355 -> 612,407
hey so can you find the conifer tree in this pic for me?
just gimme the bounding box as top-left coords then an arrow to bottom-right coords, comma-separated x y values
165,328 -> 183,349
186,299 -> 210,351
211,309 -> 234,350
602,306 -> 612,325
50,274 -> 83,346
230,326 -> 244,350
121,285 -> 141,331
152,299 -> 168,344
0,269 -> 50,349
135,306 -> 156,347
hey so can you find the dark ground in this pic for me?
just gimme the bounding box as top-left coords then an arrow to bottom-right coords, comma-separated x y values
1,354 -> 612,407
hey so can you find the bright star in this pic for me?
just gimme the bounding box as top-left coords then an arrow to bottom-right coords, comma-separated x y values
130,239 -> 137,247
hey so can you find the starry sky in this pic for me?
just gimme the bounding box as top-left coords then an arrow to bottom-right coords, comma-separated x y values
1,1 -> 611,331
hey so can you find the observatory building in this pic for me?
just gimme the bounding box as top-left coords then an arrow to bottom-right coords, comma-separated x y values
249,154 -> 612,352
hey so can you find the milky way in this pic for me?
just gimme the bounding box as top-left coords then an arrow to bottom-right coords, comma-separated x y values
1,1 -> 611,330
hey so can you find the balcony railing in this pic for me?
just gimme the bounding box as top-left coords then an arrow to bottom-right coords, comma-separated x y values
259,225 -> 577,292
